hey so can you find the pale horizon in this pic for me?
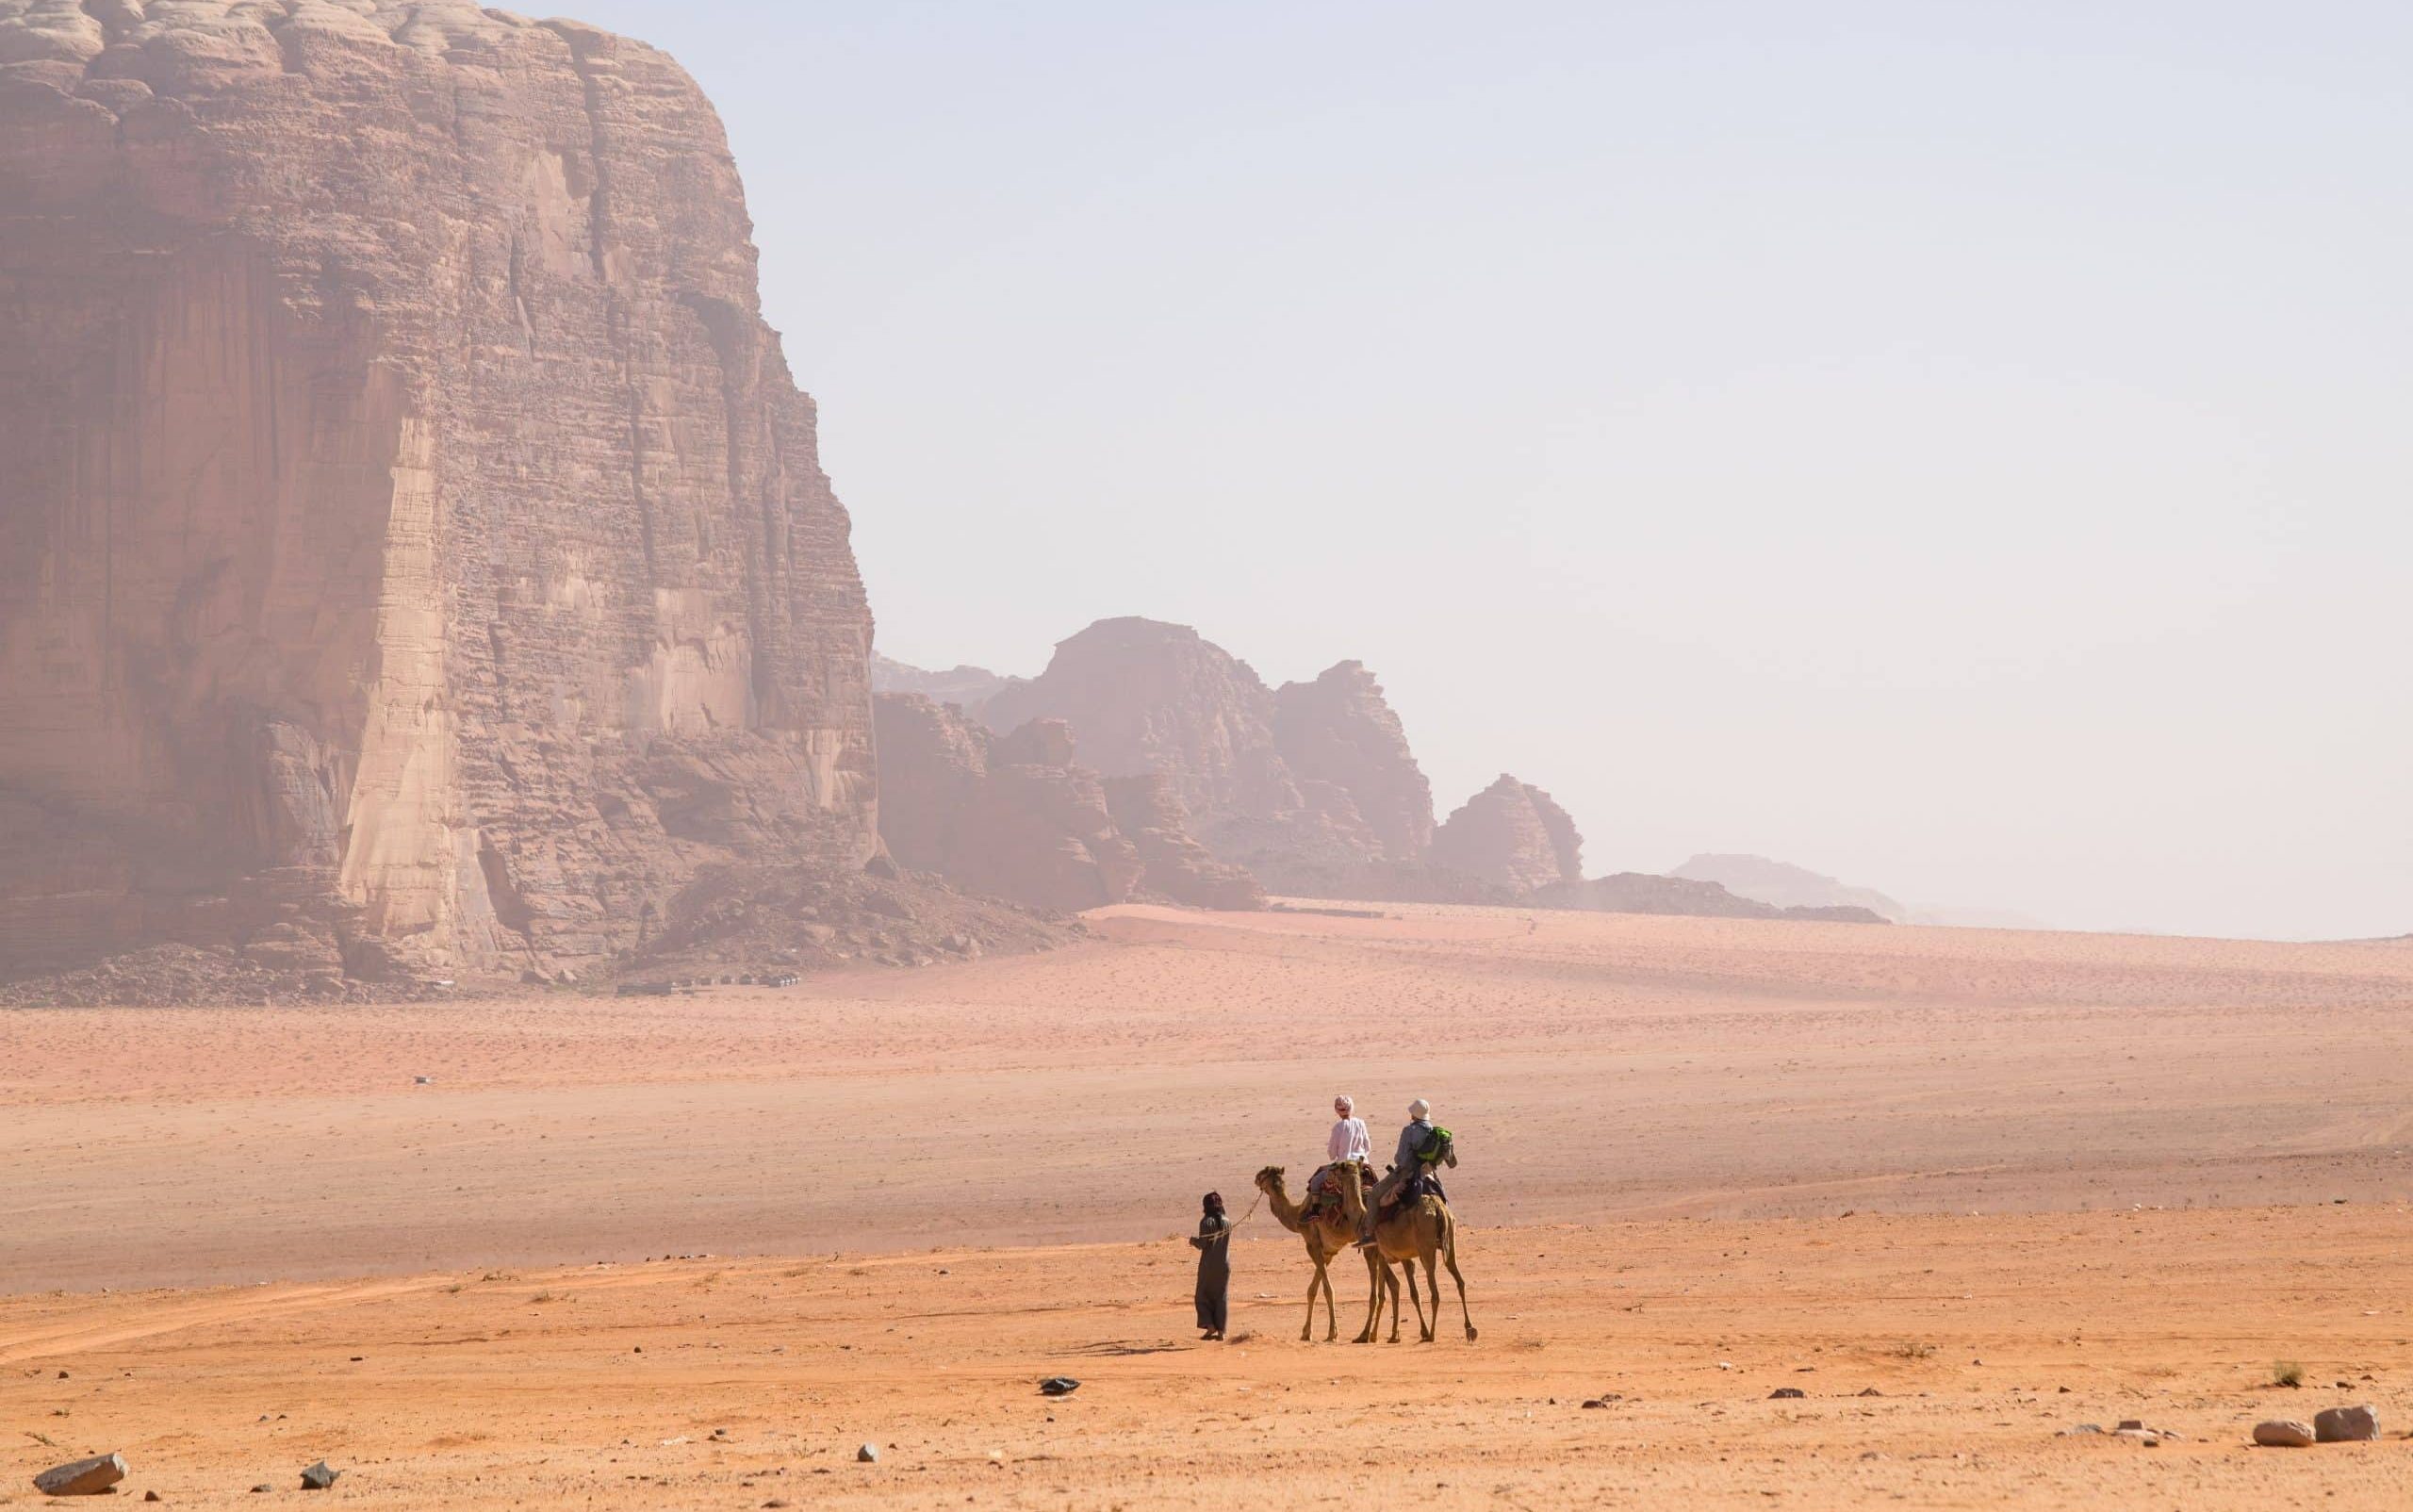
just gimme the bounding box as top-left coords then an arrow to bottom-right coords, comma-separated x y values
565,0 -> 2411,941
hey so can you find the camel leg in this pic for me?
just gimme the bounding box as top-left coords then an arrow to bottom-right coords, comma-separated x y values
1354,1248 -> 1384,1343
1399,1255 -> 1421,1342
1409,1244 -> 1428,1340
1321,1250 -> 1339,1341
1300,1255 -> 1325,1342
1445,1241 -> 1476,1341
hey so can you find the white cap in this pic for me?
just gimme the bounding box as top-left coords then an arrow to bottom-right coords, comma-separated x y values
1408,1098 -> 1431,1119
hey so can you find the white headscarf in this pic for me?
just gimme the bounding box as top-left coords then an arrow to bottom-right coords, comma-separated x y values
1334,1094 -> 1354,1113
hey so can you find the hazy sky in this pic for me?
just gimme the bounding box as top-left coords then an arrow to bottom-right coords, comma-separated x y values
566,1 -> 2407,940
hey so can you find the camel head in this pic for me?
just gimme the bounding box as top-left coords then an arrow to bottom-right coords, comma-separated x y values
1254,1165 -> 1286,1194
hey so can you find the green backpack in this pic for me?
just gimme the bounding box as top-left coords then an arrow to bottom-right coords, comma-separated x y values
1414,1126 -> 1453,1168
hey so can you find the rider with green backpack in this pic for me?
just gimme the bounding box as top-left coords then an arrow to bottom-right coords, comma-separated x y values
1357,1097 -> 1448,1245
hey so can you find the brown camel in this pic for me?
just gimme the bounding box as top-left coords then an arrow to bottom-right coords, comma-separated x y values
1334,1142 -> 1477,1343
1254,1164 -> 1363,1342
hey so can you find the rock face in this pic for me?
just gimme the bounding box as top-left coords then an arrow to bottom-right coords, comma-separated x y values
875,691 -> 1258,912
873,693 -> 1140,912
983,618 -> 1281,828
1099,776 -> 1267,912
0,2 -> 876,983
1271,661 -> 1435,863
982,619 -> 1435,896
1430,776 -> 1583,894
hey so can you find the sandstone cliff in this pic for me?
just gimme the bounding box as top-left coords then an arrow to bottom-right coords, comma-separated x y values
874,691 -> 1259,912
873,693 -> 1141,912
1098,776 -> 1268,912
1430,775 -> 1584,894
982,618 -> 1439,896
0,2 -> 876,984
1271,661 -> 1435,863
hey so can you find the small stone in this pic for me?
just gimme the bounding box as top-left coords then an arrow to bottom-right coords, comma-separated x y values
1769,1388 -> 1805,1399
2254,1421 -> 2314,1447
2070,1423 -> 2102,1434
1039,1377 -> 1080,1396
2115,1420 -> 2144,1432
856,1444 -> 878,1464
144,1493 -> 162,1504
2314,1405 -> 2379,1442
33,1453 -> 127,1495
299,1462 -> 338,1490
1857,1388 -> 1882,1398
251,1486 -> 273,1494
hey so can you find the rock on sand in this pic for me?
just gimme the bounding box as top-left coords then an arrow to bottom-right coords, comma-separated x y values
33,1454 -> 127,1495
2254,1420 -> 2315,1448
2313,1405 -> 2379,1442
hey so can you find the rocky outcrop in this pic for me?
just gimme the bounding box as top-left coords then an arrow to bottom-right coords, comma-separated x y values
1535,873 -> 1887,924
870,652 -> 1024,720
1672,854 -> 1909,921
1271,661 -> 1435,863
983,618 -> 1283,825
1099,776 -> 1267,912
874,691 -> 1260,912
0,3 -> 876,984
1430,776 -> 1584,894
982,618 -> 1439,896
873,693 -> 1141,912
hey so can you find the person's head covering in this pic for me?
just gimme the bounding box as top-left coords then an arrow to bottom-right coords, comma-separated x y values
1334,1094 -> 1354,1113
1408,1097 -> 1431,1120
1203,1191 -> 1226,1216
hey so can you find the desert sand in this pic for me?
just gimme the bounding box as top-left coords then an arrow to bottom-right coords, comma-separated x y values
7,904 -> 2413,1506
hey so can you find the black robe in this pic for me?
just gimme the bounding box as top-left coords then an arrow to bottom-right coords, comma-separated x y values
1190,1213 -> 1231,1331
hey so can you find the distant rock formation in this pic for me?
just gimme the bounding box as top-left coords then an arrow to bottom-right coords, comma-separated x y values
871,652 -> 1025,720
874,691 -> 1258,912
0,3 -> 877,985
1272,662 -> 1436,863
1430,776 -> 1584,894
1671,853 -> 2048,929
1537,873 -> 1885,923
1099,777 -> 1268,912
874,695 -> 1140,912
1672,854 -> 1909,921
982,618 -> 1416,896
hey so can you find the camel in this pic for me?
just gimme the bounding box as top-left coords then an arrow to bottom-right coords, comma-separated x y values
1334,1138 -> 1477,1343
1253,1164 -> 1364,1342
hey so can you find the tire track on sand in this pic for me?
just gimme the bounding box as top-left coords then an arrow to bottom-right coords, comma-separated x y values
0,1276 -> 451,1365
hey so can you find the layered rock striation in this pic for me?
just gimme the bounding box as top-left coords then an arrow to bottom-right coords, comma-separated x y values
0,2 -> 876,983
